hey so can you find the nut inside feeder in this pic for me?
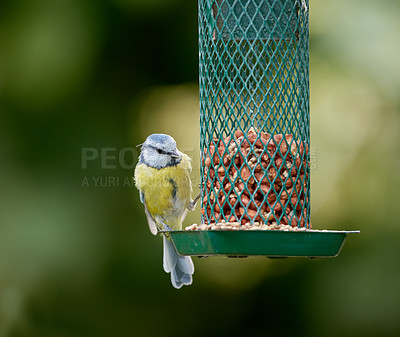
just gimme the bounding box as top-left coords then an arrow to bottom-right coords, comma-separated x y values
168,0 -> 359,257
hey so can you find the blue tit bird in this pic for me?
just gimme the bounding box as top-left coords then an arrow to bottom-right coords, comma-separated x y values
134,134 -> 198,289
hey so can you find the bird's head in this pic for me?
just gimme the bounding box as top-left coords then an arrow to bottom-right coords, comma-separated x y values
139,134 -> 182,169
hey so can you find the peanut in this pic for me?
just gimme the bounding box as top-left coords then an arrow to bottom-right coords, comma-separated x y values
234,130 -> 244,139
241,166 -> 251,181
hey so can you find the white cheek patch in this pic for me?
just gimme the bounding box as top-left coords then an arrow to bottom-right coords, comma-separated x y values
143,150 -> 169,168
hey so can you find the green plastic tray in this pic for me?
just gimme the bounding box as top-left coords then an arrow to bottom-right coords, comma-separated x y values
165,230 -> 359,258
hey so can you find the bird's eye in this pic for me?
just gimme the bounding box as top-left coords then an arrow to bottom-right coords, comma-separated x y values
156,149 -> 164,154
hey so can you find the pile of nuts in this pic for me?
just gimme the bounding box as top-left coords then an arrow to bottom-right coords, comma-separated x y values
185,221 -> 309,231
199,127 -> 310,229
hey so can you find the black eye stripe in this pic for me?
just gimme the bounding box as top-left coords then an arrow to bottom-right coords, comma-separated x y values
150,145 -> 169,155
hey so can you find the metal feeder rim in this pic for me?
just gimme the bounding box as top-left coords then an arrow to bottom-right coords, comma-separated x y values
159,230 -> 361,234
160,229 -> 360,258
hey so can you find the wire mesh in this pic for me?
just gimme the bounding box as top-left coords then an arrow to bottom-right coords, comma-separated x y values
199,0 -> 310,228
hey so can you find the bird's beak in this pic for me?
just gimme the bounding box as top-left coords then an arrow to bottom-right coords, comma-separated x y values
170,150 -> 181,159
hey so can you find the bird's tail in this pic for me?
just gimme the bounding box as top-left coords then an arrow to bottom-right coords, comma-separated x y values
163,236 -> 194,289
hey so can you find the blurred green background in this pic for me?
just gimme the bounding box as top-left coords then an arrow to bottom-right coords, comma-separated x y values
1,0 -> 399,336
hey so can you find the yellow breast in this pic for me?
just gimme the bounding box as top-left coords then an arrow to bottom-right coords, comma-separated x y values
134,153 -> 192,229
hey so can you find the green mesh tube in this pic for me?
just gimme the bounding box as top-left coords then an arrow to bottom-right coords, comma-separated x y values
199,0 -> 310,228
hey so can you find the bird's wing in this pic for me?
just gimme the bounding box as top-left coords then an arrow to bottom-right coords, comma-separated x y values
140,191 -> 158,235
144,204 -> 158,236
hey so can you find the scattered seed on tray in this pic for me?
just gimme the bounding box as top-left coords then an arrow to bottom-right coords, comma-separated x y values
185,221 -> 313,232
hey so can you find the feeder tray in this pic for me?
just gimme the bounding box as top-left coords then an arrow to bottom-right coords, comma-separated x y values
165,230 -> 359,258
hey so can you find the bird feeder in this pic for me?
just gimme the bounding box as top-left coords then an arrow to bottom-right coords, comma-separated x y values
167,0 -> 358,257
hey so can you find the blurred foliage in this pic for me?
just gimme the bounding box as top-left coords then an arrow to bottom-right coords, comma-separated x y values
0,0 -> 399,336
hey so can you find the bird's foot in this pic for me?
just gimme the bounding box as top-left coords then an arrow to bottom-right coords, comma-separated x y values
187,201 -> 196,212
161,221 -> 173,231
187,191 -> 201,211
